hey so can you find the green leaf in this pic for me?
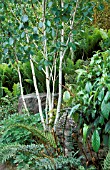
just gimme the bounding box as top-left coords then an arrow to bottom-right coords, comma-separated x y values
99,116 -> 104,126
98,88 -> 104,101
48,1 -> 53,7
12,83 -> 20,97
44,60 -> 50,66
2,87 -> 12,97
38,65 -> 43,71
63,91 -> 70,103
83,124 -> 89,145
47,20 -> 51,27
69,104 -> 80,117
105,121 -> 110,133
21,15 -> 28,23
75,69 -> 87,82
101,101 -> 110,119
33,27 -> 38,34
100,29 -> 108,39
68,42 -> 76,50
38,22 -> 43,28
52,29 -> 55,37
19,23 -> 24,30
9,38 -> 14,45
72,30 -> 77,35
85,81 -> 92,93
92,130 -> 100,152
104,91 -> 110,102
103,135 -> 109,146
21,32 -> 25,38
75,69 -> 87,75
24,79 -> 33,85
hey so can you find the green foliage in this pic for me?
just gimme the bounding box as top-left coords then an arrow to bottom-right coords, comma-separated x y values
0,113 -> 82,169
63,91 -> 70,103
0,63 -> 18,96
0,113 -> 57,169
103,150 -> 110,170
0,82 -> 20,120
83,124 -> 89,146
21,61 -> 46,93
0,113 -> 43,144
73,27 -> 110,61
2,83 -> 20,98
0,1 -> 109,169
8,123 -> 57,148
69,49 -> 110,151
0,97 -> 17,120
0,143 -> 53,170
0,60 -> 46,95
55,155 -> 81,170
92,129 -> 100,152
0,143 -> 81,170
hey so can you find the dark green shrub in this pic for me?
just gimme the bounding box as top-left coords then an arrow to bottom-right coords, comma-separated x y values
72,27 -> 110,61
70,50 -> 110,150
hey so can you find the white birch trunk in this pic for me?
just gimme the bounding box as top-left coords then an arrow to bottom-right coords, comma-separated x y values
70,0 -> 79,60
45,95 -> 49,128
54,0 -> 64,131
54,0 -> 79,131
30,56 -> 46,130
17,65 -> 29,115
70,18 -> 74,60
52,58 -> 57,109
42,0 -> 52,123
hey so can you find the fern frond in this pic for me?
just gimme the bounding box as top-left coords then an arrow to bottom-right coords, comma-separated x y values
0,143 -> 18,163
8,124 -> 57,148
2,87 -> 12,97
104,150 -> 110,170
0,143 -> 56,169
12,83 -> 20,97
0,143 -> 49,161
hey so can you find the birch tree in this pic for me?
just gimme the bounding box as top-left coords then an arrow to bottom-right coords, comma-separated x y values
0,0 -> 95,131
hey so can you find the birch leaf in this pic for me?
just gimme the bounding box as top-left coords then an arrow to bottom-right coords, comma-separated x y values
47,20 -> 51,27
9,38 -> 14,45
48,1 -> 53,7
63,91 -> 70,103
22,15 -> 28,23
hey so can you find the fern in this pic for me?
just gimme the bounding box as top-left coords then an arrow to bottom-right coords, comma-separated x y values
12,83 -> 20,97
8,124 -> 57,149
0,143 -> 56,169
0,143 -> 18,163
55,155 -> 81,169
0,143 -> 81,170
2,87 -> 12,97
104,150 -> 110,170
0,143 -> 44,162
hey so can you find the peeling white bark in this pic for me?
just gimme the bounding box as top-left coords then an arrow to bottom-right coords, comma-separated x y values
30,56 -> 46,130
18,65 -> 29,115
54,0 -> 64,131
42,0 -> 52,119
